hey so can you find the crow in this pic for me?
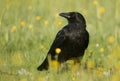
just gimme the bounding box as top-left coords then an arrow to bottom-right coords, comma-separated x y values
37,12 -> 89,71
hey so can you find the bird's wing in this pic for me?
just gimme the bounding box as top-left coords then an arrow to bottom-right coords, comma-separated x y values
48,29 -> 66,54
79,29 -> 89,49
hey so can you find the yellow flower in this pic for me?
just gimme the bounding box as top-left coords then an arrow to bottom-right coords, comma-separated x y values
66,59 -> 79,71
100,47 -> 104,53
20,21 -> 25,27
57,21 -> 62,27
93,0 -> 98,5
108,36 -> 115,44
99,7 -> 105,14
107,46 -> 120,62
44,20 -> 49,25
11,52 -> 23,66
70,57 -> 79,64
36,16 -> 41,21
11,25 -> 17,32
111,75 -> 120,81
87,60 -> 95,69
72,76 -> 76,81
115,61 -> 120,71
28,5 -> 33,11
111,46 -> 120,58
20,78 -> 27,81
51,60 -> 60,68
28,24 -> 33,30
40,45 -> 45,49
0,21 -> 1,26
55,13 -> 59,18
55,48 -> 61,54
82,9 -> 87,15
95,67 -> 104,77
38,77 -> 45,81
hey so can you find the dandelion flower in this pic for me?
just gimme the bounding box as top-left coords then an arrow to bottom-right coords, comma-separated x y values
20,21 -> 25,27
0,21 -> 1,26
36,16 -> 41,21
110,46 -> 120,59
100,47 -> 104,53
44,20 -> 49,25
55,13 -> 59,18
72,76 -> 76,81
57,21 -> 62,27
28,5 -> 33,11
108,36 -> 115,44
11,25 -> 17,32
87,60 -> 95,69
111,75 -> 120,81
51,60 -> 60,69
99,7 -> 105,14
28,24 -> 33,30
93,0 -> 98,5
95,67 -> 104,77
40,45 -> 45,50
115,61 -> 120,71
70,57 -> 79,64
82,9 -> 87,15
55,48 -> 61,54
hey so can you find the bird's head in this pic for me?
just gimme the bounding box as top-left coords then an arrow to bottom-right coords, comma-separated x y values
59,12 -> 86,25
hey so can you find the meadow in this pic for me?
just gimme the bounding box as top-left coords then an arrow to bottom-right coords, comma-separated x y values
0,0 -> 120,81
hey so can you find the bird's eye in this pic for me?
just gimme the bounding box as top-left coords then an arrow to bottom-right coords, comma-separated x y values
70,13 -> 76,18
67,15 -> 71,18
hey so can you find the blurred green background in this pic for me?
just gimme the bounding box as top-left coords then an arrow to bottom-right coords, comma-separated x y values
0,0 -> 120,81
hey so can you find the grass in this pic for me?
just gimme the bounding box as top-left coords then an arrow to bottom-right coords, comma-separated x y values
0,0 -> 120,81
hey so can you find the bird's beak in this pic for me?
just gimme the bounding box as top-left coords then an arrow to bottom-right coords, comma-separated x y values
59,13 -> 70,18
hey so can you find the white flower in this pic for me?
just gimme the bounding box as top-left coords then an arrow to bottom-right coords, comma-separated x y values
96,43 -> 99,47
103,71 -> 111,77
18,68 -> 32,75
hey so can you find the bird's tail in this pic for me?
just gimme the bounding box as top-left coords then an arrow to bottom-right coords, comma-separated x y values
37,58 -> 49,71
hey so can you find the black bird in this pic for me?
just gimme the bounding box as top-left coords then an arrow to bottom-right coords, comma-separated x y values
37,12 -> 89,71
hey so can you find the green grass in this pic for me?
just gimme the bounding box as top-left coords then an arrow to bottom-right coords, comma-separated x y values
0,0 -> 120,81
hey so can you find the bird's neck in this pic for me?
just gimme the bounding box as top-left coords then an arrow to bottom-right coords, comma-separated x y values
68,22 -> 86,28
